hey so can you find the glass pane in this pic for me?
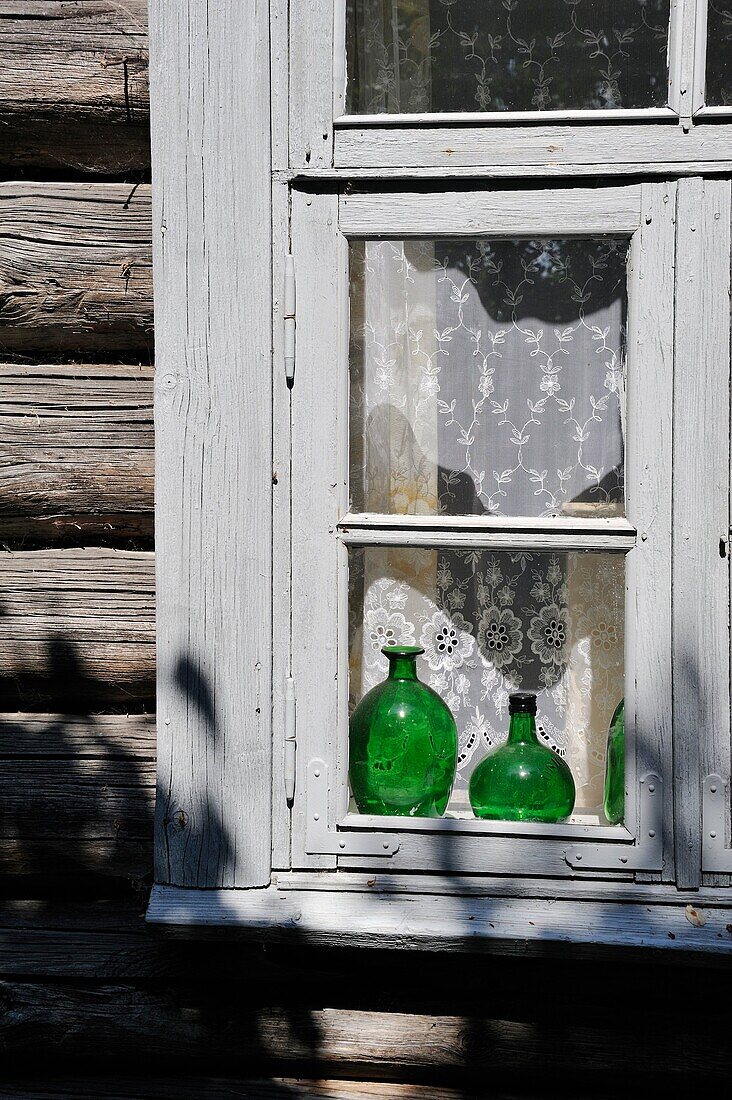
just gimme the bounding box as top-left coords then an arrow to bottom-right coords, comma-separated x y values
349,238 -> 627,518
348,546 -> 625,818
706,2 -> 732,106
345,0 -> 670,114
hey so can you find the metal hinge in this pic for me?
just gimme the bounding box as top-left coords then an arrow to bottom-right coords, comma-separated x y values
284,253 -> 295,384
564,773 -> 663,872
702,774 -> 732,873
306,759 -> 400,857
284,676 -> 296,805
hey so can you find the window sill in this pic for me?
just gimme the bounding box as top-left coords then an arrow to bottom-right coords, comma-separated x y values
147,883 -> 732,959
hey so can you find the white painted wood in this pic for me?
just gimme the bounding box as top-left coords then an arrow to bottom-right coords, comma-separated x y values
340,514 -> 636,534
339,530 -> 634,552
334,124 -> 732,172
149,0 -> 272,887
625,183 -> 676,882
697,106 -> 732,117
289,0 -> 333,168
289,189 -> 344,869
341,813 -> 631,842
271,175 -> 293,870
673,177 -> 732,890
690,0 -> 709,115
339,186 -> 642,237
668,0 -> 700,121
283,162 -> 732,181
270,0 -> 290,172
336,108 -> 678,126
148,884 -> 732,955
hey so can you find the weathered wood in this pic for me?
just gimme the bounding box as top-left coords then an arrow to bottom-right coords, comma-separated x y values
0,1080 -> 476,1100
0,713 -> 154,880
0,1 -> 149,173
150,0 -> 272,887
0,981 -> 729,1081
0,183 -> 153,356
0,550 -> 154,708
673,179 -> 732,889
0,362 -> 153,541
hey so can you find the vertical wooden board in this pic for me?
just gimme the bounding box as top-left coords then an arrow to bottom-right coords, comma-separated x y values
290,188 -> 341,868
668,0 -> 700,119
289,0 -> 333,169
271,176 -> 292,869
149,0 -> 272,887
270,0 -> 290,172
673,177 -> 732,889
626,183 -> 676,882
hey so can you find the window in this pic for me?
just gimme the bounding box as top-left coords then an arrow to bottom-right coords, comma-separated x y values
149,0 -> 732,948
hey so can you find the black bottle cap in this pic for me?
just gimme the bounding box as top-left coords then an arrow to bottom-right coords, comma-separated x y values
508,692 -> 537,715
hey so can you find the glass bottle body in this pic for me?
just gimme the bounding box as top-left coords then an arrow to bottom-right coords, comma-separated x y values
349,646 -> 457,817
469,694 -> 576,823
603,699 -> 625,825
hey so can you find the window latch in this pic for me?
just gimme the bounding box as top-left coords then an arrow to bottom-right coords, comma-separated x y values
284,253 -> 296,385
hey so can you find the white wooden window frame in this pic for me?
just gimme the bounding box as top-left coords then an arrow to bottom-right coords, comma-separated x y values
147,0 -> 732,948
286,181 -> 674,881
289,0 -> 732,176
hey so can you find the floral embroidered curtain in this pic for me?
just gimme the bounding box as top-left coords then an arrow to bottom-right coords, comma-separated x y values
346,0 -> 670,114
348,238 -> 627,816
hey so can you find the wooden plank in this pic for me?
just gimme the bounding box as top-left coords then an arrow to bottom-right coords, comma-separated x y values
673,179 -> 732,889
290,189 -> 343,870
625,182 -> 675,882
289,0 -> 332,168
334,123 -> 732,172
0,363 -> 153,542
0,1080 -> 477,1100
0,714 -> 153,880
149,0 -> 272,887
0,0 -> 149,173
339,185 -> 642,236
148,883 -> 732,957
0,549 -> 155,708
0,183 -> 152,356
0,980 -> 730,1077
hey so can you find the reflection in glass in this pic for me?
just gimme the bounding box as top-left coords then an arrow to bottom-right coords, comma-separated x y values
349,238 -> 628,518
345,0 -> 670,114
348,547 -> 625,816
706,2 -> 732,106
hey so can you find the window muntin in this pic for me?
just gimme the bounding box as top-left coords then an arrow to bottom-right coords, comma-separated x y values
345,0 -> 671,116
348,236 -> 627,519
348,545 -> 625,820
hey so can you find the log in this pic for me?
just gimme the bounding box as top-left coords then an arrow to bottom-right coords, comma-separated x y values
0,362 -> 153,541
0,981 -> 728,1084
0,1 -> 149,173
0,1078 -> 475,1100
0,183 -> 153,355
0,713 -> 154,880
0,549 -> 155,708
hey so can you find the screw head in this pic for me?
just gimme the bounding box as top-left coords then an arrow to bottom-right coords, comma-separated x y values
711,785 -> 718,794
649,830 -> 656,838
648,784 -> 656,794
314,769 -> 320,778
313,813 -> 320,821
382,841 -> 390,850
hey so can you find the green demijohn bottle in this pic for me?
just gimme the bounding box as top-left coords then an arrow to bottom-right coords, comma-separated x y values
349,645 -> 457,817
603,699 -> 625,825
469,692 -> 575,823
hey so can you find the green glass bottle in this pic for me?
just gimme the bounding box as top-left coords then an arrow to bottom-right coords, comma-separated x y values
349,645 -> 457,817
603,699 -> 625,825
469,692 -> 575,823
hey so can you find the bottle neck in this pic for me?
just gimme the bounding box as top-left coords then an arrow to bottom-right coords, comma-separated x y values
507,710 -> 538,744
387,654 -> 418,681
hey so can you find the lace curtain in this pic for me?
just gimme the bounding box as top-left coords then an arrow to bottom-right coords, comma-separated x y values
348,238 -> 627,815
707,2 -> 732,106
346,0 -> 670,114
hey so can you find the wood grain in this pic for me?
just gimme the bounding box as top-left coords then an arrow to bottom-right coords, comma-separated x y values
0,362 -> 153,541
0,183 -> 153,356
150,0 -> 272,887
0,712 -> 154,880
0,1 -> 149,173
0,549 -> 154,708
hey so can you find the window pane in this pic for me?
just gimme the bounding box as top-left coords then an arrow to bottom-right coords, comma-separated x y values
345,0 -> 670,114
706,2 -> 732,106
349,238 -> 627,518
348,546 -> 625,817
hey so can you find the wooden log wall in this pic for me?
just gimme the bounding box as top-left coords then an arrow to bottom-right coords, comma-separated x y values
0,5 -> 730,1098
